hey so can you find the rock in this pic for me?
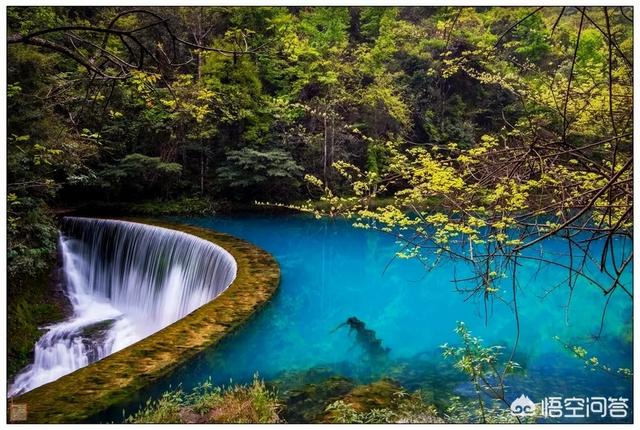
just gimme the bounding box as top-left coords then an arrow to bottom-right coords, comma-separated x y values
280,376 -> 355,423
337,378 -> 401,412
320,378 -> 445,424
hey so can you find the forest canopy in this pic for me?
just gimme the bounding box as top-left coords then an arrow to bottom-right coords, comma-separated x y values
7,5 -> 633,307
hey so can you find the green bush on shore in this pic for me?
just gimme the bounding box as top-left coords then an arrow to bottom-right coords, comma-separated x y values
126,375 -> 281,424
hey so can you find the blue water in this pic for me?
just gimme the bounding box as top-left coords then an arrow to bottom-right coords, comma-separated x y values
103,214 -> 633,423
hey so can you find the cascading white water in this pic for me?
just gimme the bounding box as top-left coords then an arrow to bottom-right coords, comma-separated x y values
9,217 -> 237,396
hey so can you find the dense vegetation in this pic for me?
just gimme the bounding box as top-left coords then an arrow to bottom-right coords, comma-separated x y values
126,376 -> 282,424
9,5 -> 632,273
7,6 -> 633,419
126,375 -> 447,424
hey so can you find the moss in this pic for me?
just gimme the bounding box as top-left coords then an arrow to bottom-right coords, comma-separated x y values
275,373 -> 444,424
281,376 -> 355,423
7,258 -> 69,379
10,218 -> 280,423
315,378 -> 399,423
79,319 -> 116,338
339,379 -> 400,411
321,378 -> 445,424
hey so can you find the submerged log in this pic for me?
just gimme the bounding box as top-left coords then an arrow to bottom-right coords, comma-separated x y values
333,316 -> 390,359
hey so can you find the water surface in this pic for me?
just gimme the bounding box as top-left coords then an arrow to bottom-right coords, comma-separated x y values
106,214 -> 633,423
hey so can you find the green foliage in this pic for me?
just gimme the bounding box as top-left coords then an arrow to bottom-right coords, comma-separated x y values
217,147 -> 303,197
7,267 -> 67,378
298,7 -> 350,55
441,322 -> 521,423
554,336 -> 633,379
325,400 -> 395,423
126,197 -> 218,216
442,322 -> 520,378
7,6 -> 60,33
99,154 -> 183,199
126,390 -> 183,424
127,375 -> 281,424
445,395 -> 537,424
119,153 -> 182,177
325,392 -> 441,424
510,11 -> 551,62
7,195 -> 58,280
12,5 -> 604,209
6,197 -> 66,377
359,8 -> 387,41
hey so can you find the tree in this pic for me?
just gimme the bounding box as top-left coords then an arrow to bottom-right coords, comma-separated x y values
217,147 -> 303,199
99,153 -> 183,200
300,5 -> 632,372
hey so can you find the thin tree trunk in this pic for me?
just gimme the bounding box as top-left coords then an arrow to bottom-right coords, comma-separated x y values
323,106 -> 328,185
196,8 -> 205,194
330,111 -> 335,168
200,146 -> 205,194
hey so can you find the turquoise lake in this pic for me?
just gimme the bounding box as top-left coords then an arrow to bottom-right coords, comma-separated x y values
101,214 -> 632,423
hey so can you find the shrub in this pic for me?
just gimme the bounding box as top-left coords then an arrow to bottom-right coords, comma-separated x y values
127,375 -> 281,424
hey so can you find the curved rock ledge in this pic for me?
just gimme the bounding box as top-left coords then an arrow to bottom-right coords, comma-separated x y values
11,218 -> 280,423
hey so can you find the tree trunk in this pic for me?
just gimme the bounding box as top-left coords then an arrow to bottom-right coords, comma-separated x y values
323,106 -> 328,186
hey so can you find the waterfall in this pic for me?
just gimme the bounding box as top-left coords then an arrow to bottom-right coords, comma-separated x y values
9,217 -> 237,396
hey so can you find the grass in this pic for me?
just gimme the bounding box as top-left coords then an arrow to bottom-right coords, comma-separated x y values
128,375 -> 445,424
323,379 -> 444,424
324,396 -> 443,424
127,375 -> 281,424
